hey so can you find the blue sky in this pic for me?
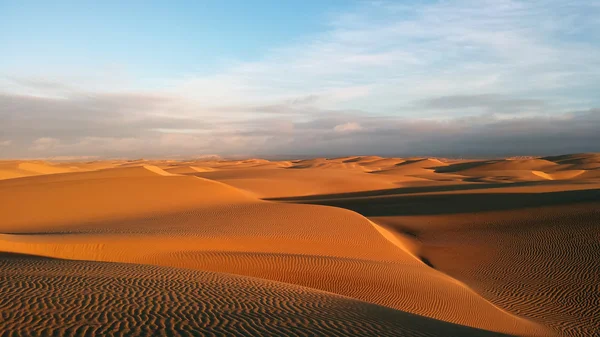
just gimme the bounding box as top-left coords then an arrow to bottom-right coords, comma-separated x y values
1,1 -> 353,77
1,0 -> 599,158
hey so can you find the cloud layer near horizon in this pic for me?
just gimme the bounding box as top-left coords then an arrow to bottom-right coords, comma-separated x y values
1,0 -> 599,159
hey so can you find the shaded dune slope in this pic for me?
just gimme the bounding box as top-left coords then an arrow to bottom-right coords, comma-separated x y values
374,203 -> 600,337
434,155 -> 600,183
543,153 -> 600,170
283,178 -> 600,336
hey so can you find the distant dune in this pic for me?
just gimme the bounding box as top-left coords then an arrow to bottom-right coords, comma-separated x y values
0,160 -> 77,180
1,153 -> 599,336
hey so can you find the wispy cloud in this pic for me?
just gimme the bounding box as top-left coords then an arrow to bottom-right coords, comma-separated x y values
334,122 -> 363,133
416,94 -> 547,116
1,0 -> 599,158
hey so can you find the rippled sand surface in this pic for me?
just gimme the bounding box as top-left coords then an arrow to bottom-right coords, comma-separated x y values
1,153 -> 599,336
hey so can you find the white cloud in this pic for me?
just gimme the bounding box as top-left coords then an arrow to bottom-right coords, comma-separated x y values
30,137 -> 61,152
1,0 -> 599,157
0,140 -> 12,147
334,122 -> 363,133
9,1 -> 598,113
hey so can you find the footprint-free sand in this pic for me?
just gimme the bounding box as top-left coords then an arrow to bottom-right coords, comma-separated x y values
1,153 -> 599,336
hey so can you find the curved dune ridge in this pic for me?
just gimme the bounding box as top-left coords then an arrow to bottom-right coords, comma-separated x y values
0,234 -> 547,336
543,153 -> 600,170
431,155 -> 600,183
0,198 -> 548,335
373,203 -> 600,337
1,153 -> 599,336
0,166 -> 256,231
164,165 -> 216,174
0,164 -> 547,336
371,158 -> 450,180
1,253 -> 512,337
0,160 -> 76,180
530,170 -> 586,180
193,167 -> 400,198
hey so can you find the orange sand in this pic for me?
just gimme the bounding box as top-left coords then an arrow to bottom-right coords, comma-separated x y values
1,153 -> 599,336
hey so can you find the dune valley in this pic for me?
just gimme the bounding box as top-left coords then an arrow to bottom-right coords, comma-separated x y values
0,153 -> 599,337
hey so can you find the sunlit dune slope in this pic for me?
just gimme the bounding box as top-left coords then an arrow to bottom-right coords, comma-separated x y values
183,157 -> 467,199
0,165 -> 255,230
1,253 -> 516,337
192,167 -> 400,198
1,153 -> 599,336
0,164 -> 548,336
163,165 -> 216,174
0,161 -> 76,180
355,157 -> 407,170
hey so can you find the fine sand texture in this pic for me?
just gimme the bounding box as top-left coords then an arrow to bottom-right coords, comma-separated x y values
1,153 -> 599,336
1,253 -> 513,337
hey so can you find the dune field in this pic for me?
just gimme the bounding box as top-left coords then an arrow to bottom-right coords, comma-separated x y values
1,153 -> 599,336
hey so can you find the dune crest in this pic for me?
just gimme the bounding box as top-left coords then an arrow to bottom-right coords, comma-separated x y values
0,161 -> 75,180
3,253 -> 518,337
1,153 -> 599,336
140,164 -> 177,176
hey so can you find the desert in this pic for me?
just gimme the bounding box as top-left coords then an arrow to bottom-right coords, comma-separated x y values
3,0 -> 600,335
0,153 -> 598,336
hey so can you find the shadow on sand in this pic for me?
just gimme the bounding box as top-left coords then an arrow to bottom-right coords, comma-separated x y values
269,185 -> 600,217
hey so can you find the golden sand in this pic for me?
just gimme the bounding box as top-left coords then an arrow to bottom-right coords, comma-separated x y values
1,153 -> 599,336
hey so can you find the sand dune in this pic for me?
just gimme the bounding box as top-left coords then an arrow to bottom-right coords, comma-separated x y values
372,202 -> 600,337
192,167 -> 399,198
543,153 -> 600,170
370,158 -> 453,183
2,253 -> 516,337
0,166 -> 255,231
356,157 -> 407,170
1,153 -> 599,336
0,165 -> 547,335
468,159 -> 557,171
0,160 -> 76,180
164,165 -> 216,174
433,156 -> 600,184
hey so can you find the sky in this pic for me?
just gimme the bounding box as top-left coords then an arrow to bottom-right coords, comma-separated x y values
1,0 -> 599,159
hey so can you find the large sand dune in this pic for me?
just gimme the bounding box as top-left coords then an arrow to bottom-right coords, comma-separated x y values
2,253 -> 513,337
371,202 -> 600,337
1,153 -> 599,336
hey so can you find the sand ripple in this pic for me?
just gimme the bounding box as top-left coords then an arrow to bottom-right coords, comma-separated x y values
0,253 -> 509,337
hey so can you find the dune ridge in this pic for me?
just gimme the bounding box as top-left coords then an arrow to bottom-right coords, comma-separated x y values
1,153 -> 599,336
2,253 -> 518,337
0,169 -> 548,336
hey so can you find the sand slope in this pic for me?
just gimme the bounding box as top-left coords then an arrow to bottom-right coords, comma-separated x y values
0,206 -> 547,335
0,166 -> 255,231
193,167 -> 399,198
1,153 -> 599,336
2,253 -> 517,337
373,202 -> 600,337
0,160 -> 76,180
276,166 -> 600,336
0,164 -> 549,336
